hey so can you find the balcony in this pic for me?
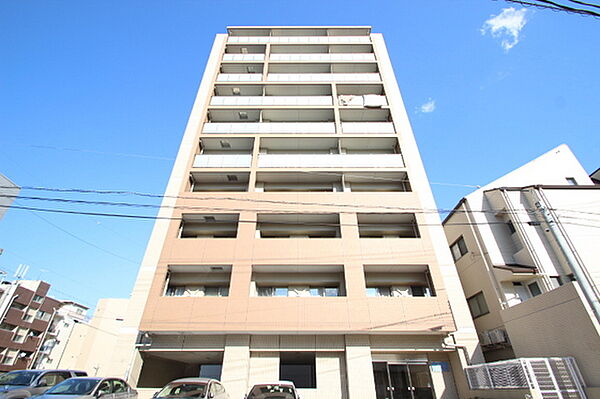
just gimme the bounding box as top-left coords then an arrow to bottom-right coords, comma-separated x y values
357,213 -> 420,238
164,265 -> 232,297
193,138 -> 253,169
257,213 -> 341,238
258,137 -> 404,169
267,73 -> 380,82
217,62 -> 264,82
217,74 -> 263,82
190,172 -> 250,192
210,96 -> 332,106
222,54 -> 265,62
227,36 -> 371,44
251,265 -> 346,296
179,214 -> 239,239
255,171 -> 410,192
364,265 -> 435,297
270,53 -> 375,62
202,122 -> 335,134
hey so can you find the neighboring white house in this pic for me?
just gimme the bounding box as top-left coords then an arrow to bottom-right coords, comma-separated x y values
33,301 -> 88,369
443,144 -> 600,398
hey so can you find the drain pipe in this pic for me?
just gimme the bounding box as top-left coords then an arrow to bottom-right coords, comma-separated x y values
527,186 -> 600,324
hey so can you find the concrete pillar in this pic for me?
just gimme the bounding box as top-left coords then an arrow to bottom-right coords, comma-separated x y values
220,335 -> 250,398
345,335 -> 376,399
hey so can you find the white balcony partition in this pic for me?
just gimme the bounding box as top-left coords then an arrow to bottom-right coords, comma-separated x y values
216,74 -> 263,82
258,154 -> 404,168
267,73 -> 380,82
228,36 -> 371,44
269,53 -> 375,62
341,122 -> 395,134
222,54 -> 265,62
193,154 -> 253,168
203,122 -> 336,134
210,96 -> 333,106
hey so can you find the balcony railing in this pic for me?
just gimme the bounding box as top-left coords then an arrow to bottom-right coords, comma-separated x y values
341,122 -> 395,134
258,154 -> 404,168
267,73 -> 380,82
269,53 -> 375,62
202,122 -> 336,134
216,74 -> 263,82
210,96 -> 333,106
228,36 -> 371,44
193,154 -> 252,168
222,54 -> 265,62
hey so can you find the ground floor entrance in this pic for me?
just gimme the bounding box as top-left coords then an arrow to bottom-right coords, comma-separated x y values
373,362 -> 434,399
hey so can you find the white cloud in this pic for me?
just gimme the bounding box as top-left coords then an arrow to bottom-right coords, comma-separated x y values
419,99 -> 436,113
481,7 -> 527,51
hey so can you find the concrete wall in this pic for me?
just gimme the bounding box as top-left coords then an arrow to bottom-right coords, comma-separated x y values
501,283 -> 600,390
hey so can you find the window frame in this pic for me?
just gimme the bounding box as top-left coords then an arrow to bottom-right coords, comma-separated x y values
466,291 -> 489,319
450,236 -> 469,262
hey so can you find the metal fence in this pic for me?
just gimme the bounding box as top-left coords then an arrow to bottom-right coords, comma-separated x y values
465,357 -> 587,399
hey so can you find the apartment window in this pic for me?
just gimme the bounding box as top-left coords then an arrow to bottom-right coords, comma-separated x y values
252,265 -> 346,297
164,265 -> 232,297
33,295 -> 44,303
566,177 -> 577,185
1,350 -> 18,365
280,352 -> 316,389
450,236 -> 468,261
180,214 -> 239,238
10,302 -> 26,311
528,281 -> 542,297
36,311 -> 51,322
0,322 -> 16,331
467,292 -> 489,319
506,221 -> 516,235
364,265 -> 435,297
357,213 -> 420,238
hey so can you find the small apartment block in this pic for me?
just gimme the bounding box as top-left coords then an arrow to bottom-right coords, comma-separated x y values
122,26 -> 482,399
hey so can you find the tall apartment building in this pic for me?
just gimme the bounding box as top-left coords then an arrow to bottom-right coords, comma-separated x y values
443,145 -> 600,397
0,280 -> 61,371
111,26 -> 483,399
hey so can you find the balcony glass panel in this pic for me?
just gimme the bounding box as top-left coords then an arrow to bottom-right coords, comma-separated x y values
267,73 -> 380,82
203,122 -> 335,134
193,154 -> 252,168
270,53 -> 375,62
341,122 -> 395,134
210,96 -> 332,106
227,36 -> 371,44
258,154 -> 404,168
222,54 -> 265,62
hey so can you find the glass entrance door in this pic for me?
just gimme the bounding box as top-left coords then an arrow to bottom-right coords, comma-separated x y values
372,362 -> 435,399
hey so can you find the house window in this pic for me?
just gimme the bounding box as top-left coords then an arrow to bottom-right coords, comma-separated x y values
467,291 -> 489,319
566,177 -> 577,185
280,352 -> 316,389
506,221 -> 516,235
450,236 -> 468,261
528,281 -> 542,297
33,295 -> 44,303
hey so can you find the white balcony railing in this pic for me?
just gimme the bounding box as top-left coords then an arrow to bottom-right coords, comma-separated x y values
216,74 -> 263,82
341,122 -> 395,134
210,96 -> 333,106
203,122 -> 336,134
222,54 -> 265,62
267,73 -> 380,82
193,154 -> 252,168
269,53 -> 375,62
258,154 -> 405,168
228,36 -> 371,44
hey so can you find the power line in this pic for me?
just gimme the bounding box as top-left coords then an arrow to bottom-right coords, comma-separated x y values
1,203 -> 598,229
500,0 -> 600,17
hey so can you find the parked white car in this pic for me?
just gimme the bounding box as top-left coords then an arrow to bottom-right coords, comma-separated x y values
244,382 -> 299,399
153,378 -> 228,399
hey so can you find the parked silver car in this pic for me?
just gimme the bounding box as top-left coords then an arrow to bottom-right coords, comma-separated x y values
33,377 -> 137,399
154,378 -> 228,399
245,382 -> 299,399
0,370 -> 87,399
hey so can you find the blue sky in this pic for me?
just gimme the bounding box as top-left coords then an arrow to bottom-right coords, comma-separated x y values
1,0 -> 598,310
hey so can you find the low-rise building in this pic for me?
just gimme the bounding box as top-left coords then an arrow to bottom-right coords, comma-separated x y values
443,144 -> 600,398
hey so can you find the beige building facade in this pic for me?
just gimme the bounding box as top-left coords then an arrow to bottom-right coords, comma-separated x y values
443,145 -> 600,398
106,26 -> 483,399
